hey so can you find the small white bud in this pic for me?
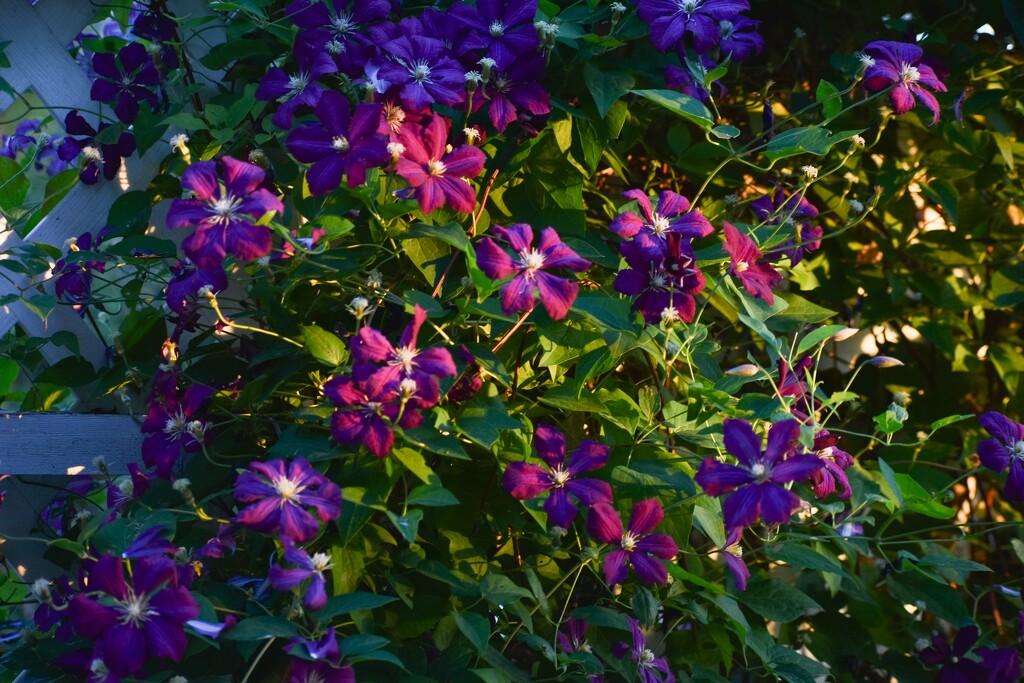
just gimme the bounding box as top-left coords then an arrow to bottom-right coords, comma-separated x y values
723,194 -> 740,206
844,172 -> 859,184
793,27 -> 807,39
366,269 -> 384,289
611,1 -> 627,11
851,134 -> 866,147
848,199 -> 865,214
387,142 -> 406,158
172,478 -> 192,493
463,127 -> 481,143
801,165 -> 819,180
118,479 -> 134,498
725,363 -> 760,377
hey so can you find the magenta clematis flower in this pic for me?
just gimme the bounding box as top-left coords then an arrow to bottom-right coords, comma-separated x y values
67,554 -> 199,678
612,618 -> 675,683
919,625 -> 1022,683
807,430 -> 854,500
977,412 -> 1024,500
718,527 -> 749,591
324,374 -> 417,458
57,110 -> 136,185
587,499 -> 679,586
477,223 -> 591,320
694,418 -> 823,530
167,155 -> 284,269
140,371 -> 215,479
457,0 -> 540,69
610,189 -> 714,250
502,424 -> 613,528
722,221 -> 781,305
375,35 -> 466,113
234,458 -> 341,543
287,0 -> 392,77
165,259 -> 228,315
557,619 -> 604,682
614,233 -> 706,325
256,50 -> 337,128
89,42 -> 161,124
862,41 -> 948,124
286,92 -> 389,195
54,230 -> 109,311
636,0 -> 749,53
351,304 -> 457,403
396,115 -> 487,214
269,540 -> 332,610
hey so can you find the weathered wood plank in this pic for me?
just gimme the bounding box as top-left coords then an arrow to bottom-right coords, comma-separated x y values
0,413 -> 142,474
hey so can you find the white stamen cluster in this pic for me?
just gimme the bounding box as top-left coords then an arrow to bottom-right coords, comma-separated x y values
207,194 -> 243,223
801,165 -> 819,180
551,467 -> 571,486
651,213 -> 672,235
427,159 -> 447,176
81,146 -> 104,163
116,590 -> 157,627
366,268 -> 384,289
391,346 -> 419,374
273,475 -> 304,502
311,552 -> 333,573
750,462 -> 768,481
848,199 -> 865,214
857,53 -> 876,69
331,136 -> 350,152
489,19 -> 505,36
611,2 -> 627,12
346,296 -> 373,320
899,63 -> 921,83
519,248 -> 546,274
411,61 -> 432,83
620,531 -> 639,551
660,307 -> 681,325
387,142 -> 406,158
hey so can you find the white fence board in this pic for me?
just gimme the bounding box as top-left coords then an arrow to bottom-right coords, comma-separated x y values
0,413 -> 143,474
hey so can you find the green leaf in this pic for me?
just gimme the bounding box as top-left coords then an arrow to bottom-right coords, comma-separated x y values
454,385 -> 523,448
386,508 -> 423,544
0,358 -> 18,397
480,574 -> 532,605
223,616 -> 299,640
631,587 -> 659,628
583,64 -> 635,117
407,484 -> 459,507
630,89 -> 714,130
873,404 -> 908,434
929,414 -> 974,431
106,190 -> 153,235
401,236 -> 451,288
740,578 -> 821,623
455,612 -> 490,653
22,294 -> 56,321
765,544 -> 849,578
693,496 -> 726,548
711,124 -> 740,139
160,112 -> 208,130
764,127 -> 863,161
317,592 -> 397,621
795,324 -> 848,356
0,156 -> 29,210
815,80 -> 842,119
877,457 -> 903,506
391,447 -> 440,486
35,357 -> 96,387
299,324 -> 348,367
921,179 -> 959,225
339,634 -> 390,657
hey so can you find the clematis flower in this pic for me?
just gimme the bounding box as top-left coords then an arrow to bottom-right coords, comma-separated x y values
862,41 -> 948,124
140,371 -> 215,478
90,42 -> 161,123
57,110 -> 136,185
375,35 -> 466,113
288,659 -> 355,683
67,554 -> 199,678
664,57 -> 723,105
287,0 -> 391,76
396,115 -> 487,214
636,0 -> 749,53
610,189 -> 714,254
165,259 -> 228,315
477,223 -> 591,320
612,618 -> 675,683
751,189 -> 822,265
324,374 -> 414,458
558,619 -> 604,682
807,431 -> 854,500
132,7 -> 180,69
54,230 -> 109,311
977,412 -> 1024,500
256,51 -> 337,128
587,499 -> 679,586
919,625 -> 1022,683
269,540 -> 332,610
166,155 -> 284,269
286,92 -> 388,195
614,232 -> 705,324
502,424 -> 613,528
716,15 -> 763,61
457,0 -> 540,68
722,221 -> 781,305
717,527 -> 749,591
351,304 -> 457,404
694,418 -> 823,530
478,54 -> 551,134
234,457 -> 341,543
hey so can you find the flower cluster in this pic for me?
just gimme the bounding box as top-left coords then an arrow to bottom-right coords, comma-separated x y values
610,189 -> 712,324
140,369 -> 215,479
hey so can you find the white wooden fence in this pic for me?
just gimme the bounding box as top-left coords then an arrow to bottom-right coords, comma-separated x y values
0,0 -> 221,581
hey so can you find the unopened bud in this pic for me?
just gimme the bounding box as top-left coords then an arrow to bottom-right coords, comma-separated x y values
833,327 -> 859,342
868,356 -> 904,368
725,363 -> 760,377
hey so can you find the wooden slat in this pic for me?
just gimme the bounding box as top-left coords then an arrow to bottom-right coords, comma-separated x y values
0,413 -> 142,474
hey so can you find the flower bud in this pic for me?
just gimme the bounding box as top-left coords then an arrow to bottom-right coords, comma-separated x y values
725,363 -> 760,377
868,356 -> 904,368
832,327 -> 859,342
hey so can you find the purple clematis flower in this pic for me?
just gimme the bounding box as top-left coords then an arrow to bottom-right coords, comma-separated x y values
57,110 -> 136,185
612,618 -> 675,683
288,659 -> 355,683
375,35 -> 466,113
256,51 -> 337,128
234,457 -> 342,543
862,41 -> 948,125
751,189 -> 822,265
286,92 -> 388,195
287,0 -> 391,76
132,7 -> 180,69
396,115 -> 487,214
1,118 -> 40,158
919,625 -> 1022,683
54,230 -> 109,311
664,57 -> 723,105
68,554 -> 199,678
477,223 -> 591,320
351,304 -> 457,404
716,15 -> 763,62
478,54 -> 551,134
165,259 -> 228,315
90,42 -> 161,124
615,232 -> 705,325
324,374 -> 416,458
587,499 -> 679,586
558,619 -> 604,682
457,0 -> 540,69
807,431 -> 854,500
610,189 -> 714,259
723,221 -> 781,305
977,412 -> 1024,500
694,418 -> 823,530
167,155 -> 284,269
140,371 -> 215,478
718,527 -> 749,591
637,0 -> 749,53
503,424 -> 613,528
269,540 -> 332,610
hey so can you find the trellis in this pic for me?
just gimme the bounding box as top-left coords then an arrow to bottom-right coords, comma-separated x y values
0,0 -> 220,582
